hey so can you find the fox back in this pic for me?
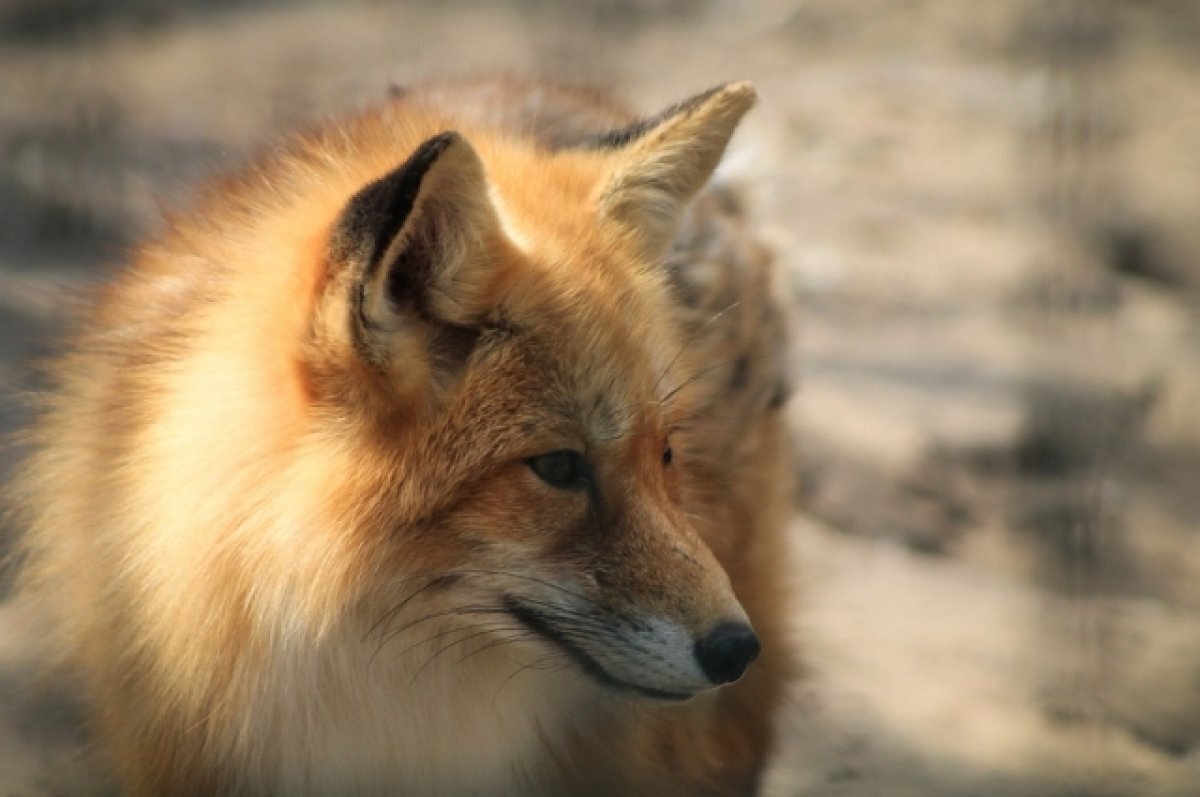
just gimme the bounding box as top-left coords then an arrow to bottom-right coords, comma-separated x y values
10,78 -> 795,796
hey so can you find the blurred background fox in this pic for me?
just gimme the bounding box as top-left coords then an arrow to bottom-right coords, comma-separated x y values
8,77 -> 795,795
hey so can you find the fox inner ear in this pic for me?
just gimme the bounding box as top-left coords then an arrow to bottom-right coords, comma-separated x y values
330,131 -> 506,372
590,82 -> 756,258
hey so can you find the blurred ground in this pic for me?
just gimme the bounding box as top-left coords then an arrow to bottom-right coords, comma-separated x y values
1,0 -> 1199,795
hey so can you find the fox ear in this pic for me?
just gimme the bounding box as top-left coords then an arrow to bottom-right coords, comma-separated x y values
330,131 -> 505,374
592,82 -> 756,257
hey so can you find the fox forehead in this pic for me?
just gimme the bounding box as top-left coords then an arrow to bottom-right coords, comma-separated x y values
465,151 -> 684,444
487,293 -> 679,448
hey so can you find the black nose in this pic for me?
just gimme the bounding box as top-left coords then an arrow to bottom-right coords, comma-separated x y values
694,621 -> 761,685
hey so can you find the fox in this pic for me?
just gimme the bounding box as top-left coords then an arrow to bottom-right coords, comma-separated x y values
9,76 -> 796,796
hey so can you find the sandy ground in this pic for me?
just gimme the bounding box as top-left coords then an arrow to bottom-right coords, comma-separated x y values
2,0 -> 1199,794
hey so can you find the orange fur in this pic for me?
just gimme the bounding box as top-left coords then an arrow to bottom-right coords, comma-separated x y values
10,77 -> 796,796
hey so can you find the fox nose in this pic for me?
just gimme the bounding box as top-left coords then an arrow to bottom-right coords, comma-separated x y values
694,621 -> 761,685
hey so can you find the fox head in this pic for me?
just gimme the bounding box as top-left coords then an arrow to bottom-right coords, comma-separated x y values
296,82 -> 762,700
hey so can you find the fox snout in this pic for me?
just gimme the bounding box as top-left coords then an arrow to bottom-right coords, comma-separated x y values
491,489 -> 762,700
503,590 -> 760,701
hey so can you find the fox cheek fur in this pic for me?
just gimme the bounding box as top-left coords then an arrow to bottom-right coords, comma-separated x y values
12,77 -> 795,795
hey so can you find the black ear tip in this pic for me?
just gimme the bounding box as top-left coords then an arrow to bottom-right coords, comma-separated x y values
411,130 -> 462,167
331,129 -> 469,271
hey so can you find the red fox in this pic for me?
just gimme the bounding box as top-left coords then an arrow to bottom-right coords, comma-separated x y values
10,77 -> 795,795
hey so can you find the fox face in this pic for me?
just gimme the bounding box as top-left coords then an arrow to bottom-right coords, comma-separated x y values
296,83 -> 763,702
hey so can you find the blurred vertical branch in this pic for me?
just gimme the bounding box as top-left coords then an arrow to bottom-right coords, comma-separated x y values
1025,0 -> 1121,227
1020,0 -> 1126,593
1017,0 -> 1130,779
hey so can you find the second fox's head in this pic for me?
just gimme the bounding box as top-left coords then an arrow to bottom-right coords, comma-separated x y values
289,82 -> 762,700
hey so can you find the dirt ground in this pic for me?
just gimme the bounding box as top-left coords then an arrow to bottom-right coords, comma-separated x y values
1,0 -> 1199,794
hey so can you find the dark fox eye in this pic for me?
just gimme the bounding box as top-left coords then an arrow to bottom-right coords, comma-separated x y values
526,450 -> 588,490
662,442 -> 673,467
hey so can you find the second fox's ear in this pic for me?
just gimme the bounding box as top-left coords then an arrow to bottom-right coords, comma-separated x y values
591,82 -> 756,258
330,131 -> 505,369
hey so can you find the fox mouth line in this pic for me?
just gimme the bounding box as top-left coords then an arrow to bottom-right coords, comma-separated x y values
503,596 -> 694,702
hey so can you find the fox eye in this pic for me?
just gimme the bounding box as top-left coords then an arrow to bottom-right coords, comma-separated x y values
662,442 -> 673,467
526,450 -> 588,490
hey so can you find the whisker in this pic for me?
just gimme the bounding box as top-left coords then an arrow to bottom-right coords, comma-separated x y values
553,619 -> 657,661
371,605 -> 511,664
454,629 -> 542,665
377,605 -> 510,649
596,300 -> 743,434
511,594 -> 629,635
493,653 -> 569,707
659,357 -> 741,408
453,568 -> 592,606
363,573 -> 459,644
410,627 -> 532,686
396,618 -> 524,659
652,299 -> 741,396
